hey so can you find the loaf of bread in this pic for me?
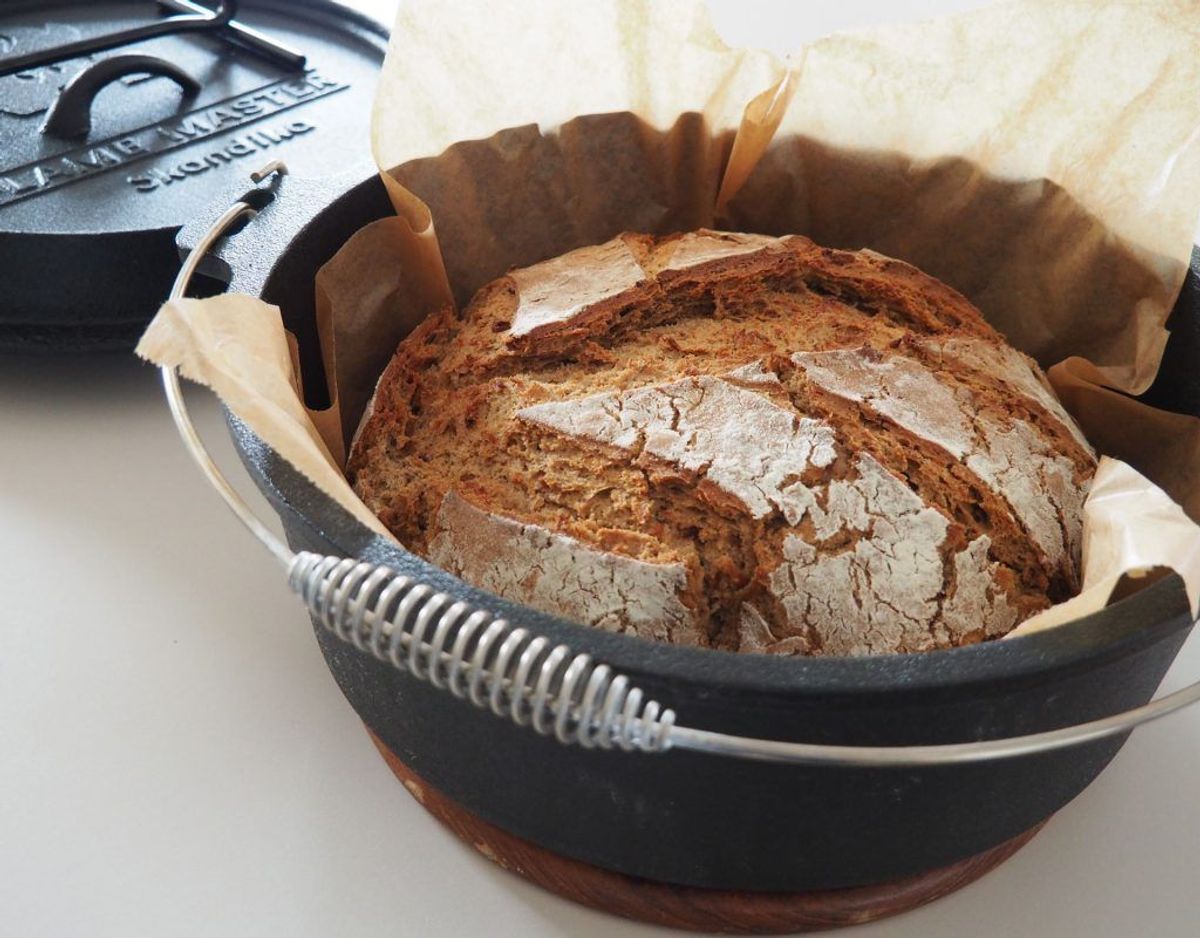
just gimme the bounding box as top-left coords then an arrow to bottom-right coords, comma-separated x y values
348,231 -> 1097,656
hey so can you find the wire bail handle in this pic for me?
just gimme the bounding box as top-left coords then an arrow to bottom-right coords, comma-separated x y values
162,163 -> 1200,768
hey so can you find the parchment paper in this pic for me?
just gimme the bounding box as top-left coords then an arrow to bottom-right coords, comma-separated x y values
137,295 -> 388,536
138,0 -> 1200,630
1010,457 -> 1200,636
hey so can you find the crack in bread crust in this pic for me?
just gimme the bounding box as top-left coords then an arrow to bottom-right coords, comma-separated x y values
347,231 -> 1096,656
518,378 -> 1029,655
789,347 -> 1086,585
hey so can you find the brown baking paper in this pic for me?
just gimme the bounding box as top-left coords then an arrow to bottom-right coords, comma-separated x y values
138,294 -> 390,538
139,0 -> 1200,632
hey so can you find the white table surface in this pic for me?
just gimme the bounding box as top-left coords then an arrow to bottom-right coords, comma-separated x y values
4,2 -> 1200,936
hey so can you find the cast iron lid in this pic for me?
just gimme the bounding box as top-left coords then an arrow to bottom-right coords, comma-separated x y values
0,0 -> 387,352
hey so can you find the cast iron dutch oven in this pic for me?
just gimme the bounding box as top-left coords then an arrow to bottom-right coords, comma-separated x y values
175,166 -> 1199,894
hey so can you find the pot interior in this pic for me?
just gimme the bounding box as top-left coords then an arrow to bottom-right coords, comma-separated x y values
216,171 -> 1200,701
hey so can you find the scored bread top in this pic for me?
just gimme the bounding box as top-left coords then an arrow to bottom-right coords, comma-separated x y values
348,230 -> 1096,656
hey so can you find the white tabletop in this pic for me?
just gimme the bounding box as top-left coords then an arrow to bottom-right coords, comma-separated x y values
4,2 -> 1200,936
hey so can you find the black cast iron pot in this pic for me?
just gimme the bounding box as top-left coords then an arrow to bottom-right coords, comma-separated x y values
181,167 -> 1198,893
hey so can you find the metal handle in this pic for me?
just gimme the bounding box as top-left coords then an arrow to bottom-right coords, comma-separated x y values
156,0 -> 306,70
0,0 -> 236,78
163,160 -> 294,567
162,164 -> 1200,768
41,54 -> 200,138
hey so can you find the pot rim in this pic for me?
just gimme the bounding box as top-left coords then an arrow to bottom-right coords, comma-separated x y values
207,168 -> 1196,707
231,414 -> 1194,704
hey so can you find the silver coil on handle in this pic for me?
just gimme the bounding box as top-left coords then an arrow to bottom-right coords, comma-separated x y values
290,552 -> 675,751
162,164 -> 1200,768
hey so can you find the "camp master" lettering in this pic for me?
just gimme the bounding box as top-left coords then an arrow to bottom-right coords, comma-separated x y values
0,69 -> 347,207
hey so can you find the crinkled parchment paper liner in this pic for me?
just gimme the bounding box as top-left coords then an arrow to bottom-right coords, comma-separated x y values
139,0 -> 1200,634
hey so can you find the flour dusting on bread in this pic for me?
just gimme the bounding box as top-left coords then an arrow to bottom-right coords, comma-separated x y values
517,374 -> 838,523
428,491 -> 701,645
508,238 -> 645,338
348,231 -> 1095,656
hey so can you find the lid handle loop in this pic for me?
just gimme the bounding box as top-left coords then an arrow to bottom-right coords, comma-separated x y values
40,54 -> 200,138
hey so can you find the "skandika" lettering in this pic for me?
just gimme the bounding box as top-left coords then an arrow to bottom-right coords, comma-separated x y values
128,121 -> 315,192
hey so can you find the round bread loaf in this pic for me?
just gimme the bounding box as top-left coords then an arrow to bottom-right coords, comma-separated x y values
348,230 -> 1097,656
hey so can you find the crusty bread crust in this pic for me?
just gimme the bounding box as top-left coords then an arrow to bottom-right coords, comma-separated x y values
349,230 -> 1096,656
